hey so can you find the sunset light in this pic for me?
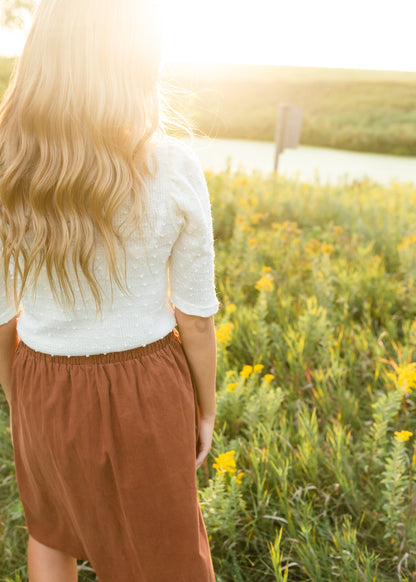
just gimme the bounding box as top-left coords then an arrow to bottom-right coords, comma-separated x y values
160,0 -> 415,71
1,0 -> 415,71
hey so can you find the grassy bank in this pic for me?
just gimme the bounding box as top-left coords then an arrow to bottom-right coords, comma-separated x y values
163,61 -> 416,156
2,169 -> 416,580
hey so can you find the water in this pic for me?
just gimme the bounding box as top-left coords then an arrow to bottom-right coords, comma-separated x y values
183,136 -> 416,186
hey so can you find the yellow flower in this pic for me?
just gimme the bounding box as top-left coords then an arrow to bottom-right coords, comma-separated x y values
305,239 -> 334,256
398,234 -> 416,251
240,365 -> 253,378
236,472 -> 244,485
225,370 -> 235,378
262,266 -> 272,273
235,215 -> 251,233
253,364 -> 264,373
250,213 -> 263,225
387,362 -> 416,393
397,364 -> 416,392
235,176 -> 250,188
213,450 -> 237,476
394,430 -> 413,442
227,383 -> 238,392
263,374 -> 275,383
321,242 -> 334,254
255,274 -> 274,292
248,238 -> 258,247
215,322 -> 234,345
225,303 -> 236,314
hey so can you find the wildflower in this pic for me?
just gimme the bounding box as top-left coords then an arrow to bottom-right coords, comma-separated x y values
255,274 -> 274,292
235,176 -> 250,188
394,430 -> 413,442
226,383 -> 238,392
248,238 -> 258,247
225,303 -> 236,314
321,242 -> 334,254
397,364 -> 416,392
250,213 -> 263,225
213,450 -> 237,476
240,365 -> 253,378
253,364 -> 264,373
215,322 -> 234,345
235,215 -> 251,233
305,239 -> 334,255
236,472 -> 244,485
263,374 -> 275,383
225,370 -> 235,378
387,362 -> 416,393
262,266 -> 272,273
398,234 -> 416,251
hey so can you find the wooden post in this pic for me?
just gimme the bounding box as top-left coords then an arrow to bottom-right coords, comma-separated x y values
274,103 -> 303,172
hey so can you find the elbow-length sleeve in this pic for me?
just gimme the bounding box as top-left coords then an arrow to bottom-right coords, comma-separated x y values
168,141 -> 220,317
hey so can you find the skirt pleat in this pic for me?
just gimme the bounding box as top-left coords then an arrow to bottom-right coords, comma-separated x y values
10,330 -> 215,581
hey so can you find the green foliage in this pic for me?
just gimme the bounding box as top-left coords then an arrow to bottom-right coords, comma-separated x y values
163,62 -> 416,156
0,0 -> 36,29
200,168 -> 416,580
3,170 -> 416,579
0,57 -> 16,99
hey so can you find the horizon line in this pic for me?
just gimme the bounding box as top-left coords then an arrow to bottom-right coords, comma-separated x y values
1,52 -> 415,75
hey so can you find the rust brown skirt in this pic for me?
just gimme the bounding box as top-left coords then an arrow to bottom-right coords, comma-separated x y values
10,329 -> 216,582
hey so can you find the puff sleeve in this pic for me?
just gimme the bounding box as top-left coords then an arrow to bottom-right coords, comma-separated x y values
168,141 -> 220,317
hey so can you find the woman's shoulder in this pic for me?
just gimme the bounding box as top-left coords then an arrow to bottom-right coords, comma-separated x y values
152,134 -> 201,175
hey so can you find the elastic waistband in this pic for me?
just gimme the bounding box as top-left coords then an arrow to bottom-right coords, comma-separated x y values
15,329 -> 181,365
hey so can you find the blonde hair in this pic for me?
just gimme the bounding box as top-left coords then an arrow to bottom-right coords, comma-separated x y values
0,0 -> 166,315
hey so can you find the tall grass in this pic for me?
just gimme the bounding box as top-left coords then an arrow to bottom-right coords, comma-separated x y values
2,168 -> 416,580
163,61 -> 416,156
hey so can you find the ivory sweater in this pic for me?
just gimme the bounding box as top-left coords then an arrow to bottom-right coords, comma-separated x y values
0,136 -> 220,356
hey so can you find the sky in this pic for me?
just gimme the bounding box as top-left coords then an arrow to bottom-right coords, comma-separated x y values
1,0 -> 415,72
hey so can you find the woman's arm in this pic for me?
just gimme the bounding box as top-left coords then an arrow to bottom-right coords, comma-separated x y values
174,308 -> 216,469
0,315 -> 19,408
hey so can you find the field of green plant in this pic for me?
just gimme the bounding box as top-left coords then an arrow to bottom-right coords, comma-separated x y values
163,61 -> 416,156
2,168 -> 416,580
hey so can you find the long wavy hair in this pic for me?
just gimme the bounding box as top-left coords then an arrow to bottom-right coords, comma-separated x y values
0,0 -> 166,314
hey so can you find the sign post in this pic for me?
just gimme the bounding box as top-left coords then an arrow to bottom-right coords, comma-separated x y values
274,103 -> 303,172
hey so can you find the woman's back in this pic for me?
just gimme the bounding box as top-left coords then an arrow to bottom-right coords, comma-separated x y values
1,136 -> 219,355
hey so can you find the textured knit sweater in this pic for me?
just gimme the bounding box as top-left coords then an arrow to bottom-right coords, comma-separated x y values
0,136 -> 220,356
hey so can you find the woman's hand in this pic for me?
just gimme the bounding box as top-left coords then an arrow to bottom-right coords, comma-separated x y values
195,414 -> 215,470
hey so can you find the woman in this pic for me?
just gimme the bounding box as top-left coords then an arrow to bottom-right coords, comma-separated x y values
0,0 -> 219,580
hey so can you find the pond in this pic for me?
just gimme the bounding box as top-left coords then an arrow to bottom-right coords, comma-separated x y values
182,136 -> 416,186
